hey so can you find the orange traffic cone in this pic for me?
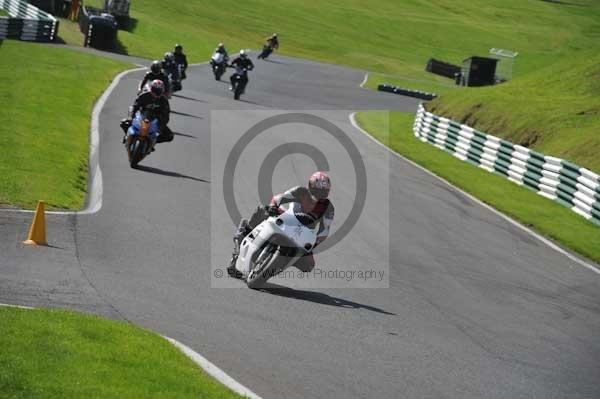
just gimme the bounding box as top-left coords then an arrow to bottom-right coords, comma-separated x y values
23,200 -> 47,246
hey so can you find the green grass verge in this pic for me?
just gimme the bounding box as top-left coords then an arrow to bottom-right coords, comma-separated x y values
355,111 -> 600,264
0,306 -> 242,399
56,18 -> 86,46
0,8 -> 8,16
0,40 -> 130,210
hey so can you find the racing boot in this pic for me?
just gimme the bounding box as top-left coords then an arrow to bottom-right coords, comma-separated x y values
120,118 -> 132,143
227,219 -> 249,278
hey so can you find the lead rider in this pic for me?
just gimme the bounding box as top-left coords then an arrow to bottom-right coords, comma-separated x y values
228,172 -> 334,277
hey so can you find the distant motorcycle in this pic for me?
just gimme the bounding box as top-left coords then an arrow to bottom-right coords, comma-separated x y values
177,62 -> 187,80
163,62 -> 182,93
124,111 -> 159,168
168,69 -> 182,93
257,45 -> 273,60
231,67 -> 252,100
210,52 -> 228,81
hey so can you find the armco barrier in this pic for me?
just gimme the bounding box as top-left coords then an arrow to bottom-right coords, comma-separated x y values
413,104 -> 600,226
0,0 -> 58,41
378,84 -> 437,101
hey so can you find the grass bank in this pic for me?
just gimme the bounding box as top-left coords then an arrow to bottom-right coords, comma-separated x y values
0,306 -> 242,399
0,40 -> 130,210
355,111 -> 600,264
95,0 -> 598,78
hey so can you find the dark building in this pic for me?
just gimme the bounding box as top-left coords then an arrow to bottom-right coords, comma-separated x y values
460,56 -> 498,87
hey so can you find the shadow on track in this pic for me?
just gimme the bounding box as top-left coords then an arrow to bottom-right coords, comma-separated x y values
135,165 -> 209,182
261,59 -> 288,65
260,283 -> 396,315
39,244 -> 65,250
171,110 -> 204,119
237,99 -> 262,106
173,131 -> 197,139
171,94 -> 207,102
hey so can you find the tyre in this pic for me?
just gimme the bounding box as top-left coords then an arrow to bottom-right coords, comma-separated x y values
129,139 -> 147,168
234,82 -> 242,100
129,139 -> 140,168
260,48 -> 272,59
139,140 -> 148,158
246,243 -> 279,289
215,67 -> 224,81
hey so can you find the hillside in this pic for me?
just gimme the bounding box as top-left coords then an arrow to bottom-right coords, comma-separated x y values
101,0 -> 600,171
100,0 -> 598,76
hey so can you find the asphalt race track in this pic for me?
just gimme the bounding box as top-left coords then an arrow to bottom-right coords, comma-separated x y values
2,54 -> 600,399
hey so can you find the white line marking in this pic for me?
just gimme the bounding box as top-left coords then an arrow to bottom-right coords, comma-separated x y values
188,61 -> 210,67
0,302 -> 261,398
349,112 -> 600,275
82,67 -> 146,214
164,336 -> 263,399
359,72 -> 369,88
0,303 -> 35,310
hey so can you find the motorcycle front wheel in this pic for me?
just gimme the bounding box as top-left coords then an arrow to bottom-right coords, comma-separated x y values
246,243 -> 279,289
129,138 -> 147,168
214,66 -> 224,80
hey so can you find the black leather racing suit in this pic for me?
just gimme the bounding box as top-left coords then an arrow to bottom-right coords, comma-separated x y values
173,52 -> 188,79
130,91 -> 173,143
266,37 -> 279,50
139,71 -> 170,94
229,56 -> 254,91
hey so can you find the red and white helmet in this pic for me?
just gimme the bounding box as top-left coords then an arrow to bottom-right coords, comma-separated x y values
308,171 -> 331,200
149,79 -> 164,98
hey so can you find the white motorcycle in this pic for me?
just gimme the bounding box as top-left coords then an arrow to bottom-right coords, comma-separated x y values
234,206 -> 319,289
210,52 -> 228,81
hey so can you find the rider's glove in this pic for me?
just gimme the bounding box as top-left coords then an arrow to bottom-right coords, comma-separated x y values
120,118 -> 132,133
266,205 -> 279,217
